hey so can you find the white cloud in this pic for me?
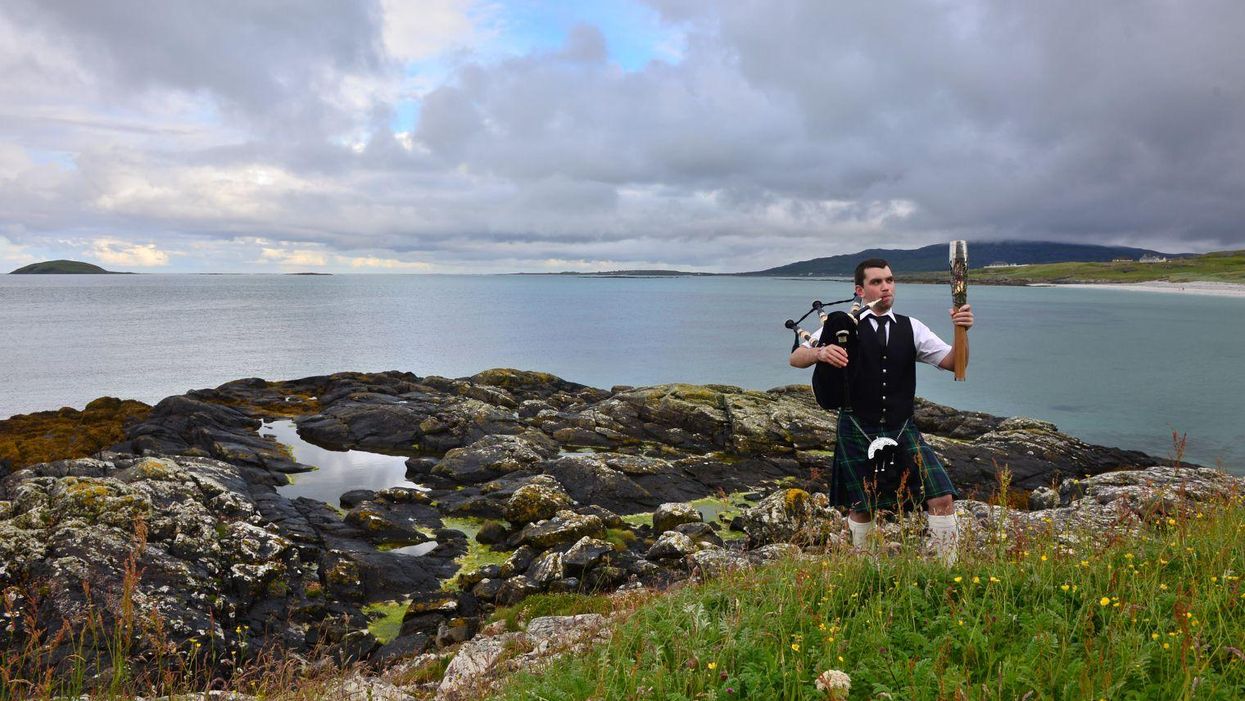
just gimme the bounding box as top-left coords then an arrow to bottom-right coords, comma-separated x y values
260,247 -> 329,268
380,0 -> 483,62
342,255 -> 430,270
90,238 -> 170,267
0,234 -> 37,268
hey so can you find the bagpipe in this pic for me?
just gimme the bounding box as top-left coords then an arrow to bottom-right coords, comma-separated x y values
784,295 -> 881,412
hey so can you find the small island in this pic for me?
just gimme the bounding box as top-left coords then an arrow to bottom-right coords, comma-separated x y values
9,259 -> 126,274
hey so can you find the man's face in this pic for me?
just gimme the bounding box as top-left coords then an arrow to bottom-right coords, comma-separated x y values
855,266 -> 895,312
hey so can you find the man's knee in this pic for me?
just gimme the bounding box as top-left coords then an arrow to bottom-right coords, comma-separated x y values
927,495 -> 954,516
848,510 -> 872,523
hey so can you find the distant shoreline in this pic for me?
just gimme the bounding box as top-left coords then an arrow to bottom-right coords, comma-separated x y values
1042,281 -> 1245,298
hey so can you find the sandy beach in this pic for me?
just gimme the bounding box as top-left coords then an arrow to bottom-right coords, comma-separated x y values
1041,281 -> 1245,298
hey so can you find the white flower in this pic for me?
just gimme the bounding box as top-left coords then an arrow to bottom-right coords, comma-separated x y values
815,669 -> 851,696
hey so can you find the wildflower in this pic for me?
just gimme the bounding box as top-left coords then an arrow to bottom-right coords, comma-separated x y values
1163,643 -> 1170,649
791,643 -> 800,653
815,669 -> 852,699
1152,633 -> 1160,640
953,576 -> 962,583
1167,518 -> 1177,526
1040,554 -> 1048,562
989,576 -> 1000,583
972,576 -> 981,584
708,662 -> 718,671
1160,584 -> 1168,591
1099,597 -> 1111,607
1060,584 -> 1070,592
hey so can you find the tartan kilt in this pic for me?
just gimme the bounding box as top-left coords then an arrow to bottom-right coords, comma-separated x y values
829,411 -> 958,513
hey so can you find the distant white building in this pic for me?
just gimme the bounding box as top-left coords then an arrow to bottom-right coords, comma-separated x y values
983,262 -> 1028,268
1139,255 -> 1168,263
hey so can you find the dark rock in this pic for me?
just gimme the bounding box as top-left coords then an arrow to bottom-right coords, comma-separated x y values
339,489 -> 376,509
574,504 -> 624,528
548,577 -> 581,593
562,537 -> 615,576
476,520 -> 510,545
646,531 -> 697,560
653,502 -> 702,533
495,575 -> 542,606
673,522 -> 724,548
503,476 -> 574,526
434,433 -> 555,483
516,511 -> 606,551
472,578 -> 506,602
526,551 -> 564,587
499,546 -> 537,578
372,633 -> 431,664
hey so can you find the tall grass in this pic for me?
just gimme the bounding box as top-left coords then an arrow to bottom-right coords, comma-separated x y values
492,488 -> 1245,700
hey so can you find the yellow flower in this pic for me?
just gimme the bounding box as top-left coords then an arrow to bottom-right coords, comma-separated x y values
1159,583 -> 1168,591
1060,584 -> 1070,592
708,662 -> 718,671
1167,518 -> 1177,526
989,576 -> 1000,583
1151,633 -> 1160,640
791,643 -> 800,653
1163,643 -> 1170,649
819,622 -> 827,631
953,576 -> 963,583
1099,597 -> 1111,607
972,576 -> 981,584
1040,554 -> 1048,562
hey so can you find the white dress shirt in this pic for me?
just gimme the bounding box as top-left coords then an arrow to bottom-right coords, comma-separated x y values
802,309 -> 952,368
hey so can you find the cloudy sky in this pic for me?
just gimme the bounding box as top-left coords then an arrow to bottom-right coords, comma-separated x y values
1,1 -> 1242,273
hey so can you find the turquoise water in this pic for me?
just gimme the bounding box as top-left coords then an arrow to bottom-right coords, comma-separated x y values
1,274 -> 1241,471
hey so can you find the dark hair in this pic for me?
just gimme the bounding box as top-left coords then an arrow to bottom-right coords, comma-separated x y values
854,258 -> 890,287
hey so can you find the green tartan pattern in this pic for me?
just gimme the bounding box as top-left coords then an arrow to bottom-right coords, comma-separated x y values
829,411 -> 958,513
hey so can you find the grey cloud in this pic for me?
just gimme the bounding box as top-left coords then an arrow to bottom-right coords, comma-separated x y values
3,0 -> 1244,272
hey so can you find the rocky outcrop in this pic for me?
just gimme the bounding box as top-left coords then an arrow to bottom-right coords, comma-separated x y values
0,367 -> 1217,695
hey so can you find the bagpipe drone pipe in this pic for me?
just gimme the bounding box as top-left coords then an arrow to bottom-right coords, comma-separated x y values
784,296 -> 879,411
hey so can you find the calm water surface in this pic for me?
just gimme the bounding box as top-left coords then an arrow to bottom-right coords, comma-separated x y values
2,274 -> 1241,471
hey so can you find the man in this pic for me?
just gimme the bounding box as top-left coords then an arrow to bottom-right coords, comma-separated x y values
789,258 -> 973,563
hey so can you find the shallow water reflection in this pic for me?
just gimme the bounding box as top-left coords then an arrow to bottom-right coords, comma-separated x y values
265,420 -> 426,506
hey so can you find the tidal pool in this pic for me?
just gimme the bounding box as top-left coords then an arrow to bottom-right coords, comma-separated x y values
265,420 -> 428,506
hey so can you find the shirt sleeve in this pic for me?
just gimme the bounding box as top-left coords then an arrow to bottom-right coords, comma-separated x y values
800,327 -> 823,348
910,316 -> 952,367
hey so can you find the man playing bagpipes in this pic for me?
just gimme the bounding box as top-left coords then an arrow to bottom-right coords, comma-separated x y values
789,258 -> 973,564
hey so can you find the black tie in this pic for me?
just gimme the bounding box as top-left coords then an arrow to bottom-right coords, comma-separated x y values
875,316 -> 889,347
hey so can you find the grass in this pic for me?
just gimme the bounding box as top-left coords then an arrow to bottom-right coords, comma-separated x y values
490,486 -> 1245,700
904,249 -> 1245,285
488,592 -> 624,633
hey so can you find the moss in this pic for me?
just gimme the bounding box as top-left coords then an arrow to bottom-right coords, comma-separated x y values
363,600 -> 410,644
489,592 -> 616,633
620,512 -> 653,528
604,528 -> 637,550
442,517 -> 511,589
304,581 -> 324,599
782,488 -> 810,512
0,397 -> 151,469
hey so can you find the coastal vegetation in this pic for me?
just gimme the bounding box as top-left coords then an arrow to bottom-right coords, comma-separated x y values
491,485 -> 1245,700
0,397 -> 150,470
2,471 -> 1241,700
903,249 -> 1245,285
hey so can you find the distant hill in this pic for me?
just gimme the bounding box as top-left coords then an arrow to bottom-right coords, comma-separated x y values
9,260 -> 122,274
746,242 -> 1187,277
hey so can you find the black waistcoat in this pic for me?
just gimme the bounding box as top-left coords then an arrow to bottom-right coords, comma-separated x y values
852,314 -> 917,428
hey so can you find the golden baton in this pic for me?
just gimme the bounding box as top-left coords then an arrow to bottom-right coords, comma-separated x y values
949,240 -> 969,381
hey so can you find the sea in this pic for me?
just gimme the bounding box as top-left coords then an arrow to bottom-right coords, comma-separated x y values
1,274 -> 1242,473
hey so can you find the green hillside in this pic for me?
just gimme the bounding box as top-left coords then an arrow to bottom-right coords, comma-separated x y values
9,259 -> 117,274
746,242 -> 1184,277
903,249 -> 1245,284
